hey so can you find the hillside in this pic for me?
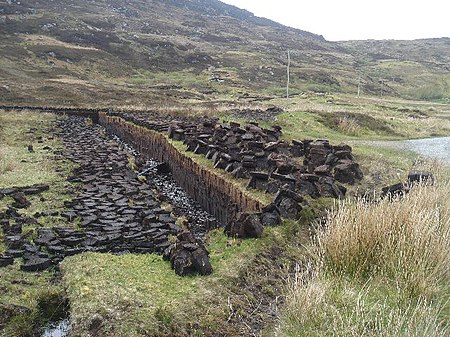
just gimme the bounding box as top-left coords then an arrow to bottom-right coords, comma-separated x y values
0,0 -> 449,106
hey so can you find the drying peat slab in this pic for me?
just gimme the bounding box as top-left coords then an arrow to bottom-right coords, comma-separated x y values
166,119 -> 363,194
0,116 -> 213,275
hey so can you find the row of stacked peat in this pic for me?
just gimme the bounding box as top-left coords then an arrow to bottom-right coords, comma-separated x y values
98,113 -> 263,228
168,119 -> 363,237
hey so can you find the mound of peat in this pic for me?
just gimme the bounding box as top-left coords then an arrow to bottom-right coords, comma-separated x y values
0,116 -> 214,275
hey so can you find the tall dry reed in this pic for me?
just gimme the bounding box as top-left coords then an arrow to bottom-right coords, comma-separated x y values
318,180 -> 450,297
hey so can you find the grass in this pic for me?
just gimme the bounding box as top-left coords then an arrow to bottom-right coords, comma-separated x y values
350,144 -> 419,193
61,229 -> 269,336
277,275 -> 449,337
276,168 -> 450,336
0,110 -> 77,230
61,214 -> 318,337
0,94 -> 448,336
0,262 -> 66,336
0,110 -> 77,335
262,93 -> 450,141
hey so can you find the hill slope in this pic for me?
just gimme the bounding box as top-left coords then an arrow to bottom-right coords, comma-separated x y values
0,0 -> 449,106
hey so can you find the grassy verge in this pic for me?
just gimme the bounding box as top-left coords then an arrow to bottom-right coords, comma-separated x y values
226,93 -> 450,141
276,168 -> 450,336
0,110 -> 76,335
61,228 -> 282,336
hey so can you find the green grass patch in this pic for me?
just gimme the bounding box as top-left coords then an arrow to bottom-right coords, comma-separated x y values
61,229 -> 267,336
0,110 -> 77,335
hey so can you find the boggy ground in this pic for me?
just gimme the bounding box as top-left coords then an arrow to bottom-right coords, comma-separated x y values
1,115 -> 200,273
0,110 -> 305,336
0,111 -> 204,334
1,102 -> 449,337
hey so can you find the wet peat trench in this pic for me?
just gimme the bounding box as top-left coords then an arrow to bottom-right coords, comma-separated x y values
1,115 -> 216,272
112,135 -> 217,238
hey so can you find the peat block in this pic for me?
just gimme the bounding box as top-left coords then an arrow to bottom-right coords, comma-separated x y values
20,256 -> 52,272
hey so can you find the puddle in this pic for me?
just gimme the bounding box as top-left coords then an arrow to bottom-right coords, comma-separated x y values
41,319 -> 71,337
405,136 -> 450,164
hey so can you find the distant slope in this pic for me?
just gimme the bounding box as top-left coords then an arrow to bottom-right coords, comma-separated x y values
0,0 -> 448,106
338,38 -> 450,100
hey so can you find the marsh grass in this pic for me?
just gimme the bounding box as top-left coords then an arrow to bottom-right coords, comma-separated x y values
61,229 -> 267,337
336,115 -> 361,135
277,272 -> 449,337
318,181 -> 450,296
276,169 -> 450,336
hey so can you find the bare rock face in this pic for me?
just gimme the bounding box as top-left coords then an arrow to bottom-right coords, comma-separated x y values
163,232 -> 213,276
225,212 -> 264,238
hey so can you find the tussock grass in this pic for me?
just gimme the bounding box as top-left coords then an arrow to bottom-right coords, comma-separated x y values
319,181 -> 450,296
276,169 -> 450,336
277,273 -> 449,337
336,115 -> 361,135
